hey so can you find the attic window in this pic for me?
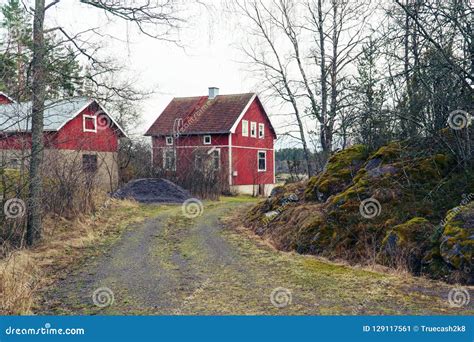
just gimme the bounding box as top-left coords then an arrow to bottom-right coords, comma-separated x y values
203,135 -> 211,145
242,120 -> 249,137
258,123 -> 265,138
166,136 -> 173,145
250,122 -> 257,138
83,115 -> 97,133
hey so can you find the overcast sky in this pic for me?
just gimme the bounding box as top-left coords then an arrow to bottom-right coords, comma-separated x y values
38,1 -> 306,148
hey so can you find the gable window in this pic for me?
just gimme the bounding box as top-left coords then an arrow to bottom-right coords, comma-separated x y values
250,121 -> 257,138
258,151 -> 266,172
83,154 -> 98,173
166,136 -> 173,145
83,115 -> 97,133
242,120 -> 249,137
258,123 -> 265,138
163,149 -> 176,171
203,135 -> 211,145
211,149 -> 220,170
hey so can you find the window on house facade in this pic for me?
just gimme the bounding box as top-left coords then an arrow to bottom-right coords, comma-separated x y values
82,154 -> 98,173
258,123 -> 265,138
83,115 -> 97,133
195,154 -> 203,170
250,121 -> 257,137
166,136 -> 173,145
203,135 -> 211,145
211,149 -> 220,170
163,149 -> 176,171
242,120 -> 249,137
8,158 -> 19,169
258,151 -> 266,172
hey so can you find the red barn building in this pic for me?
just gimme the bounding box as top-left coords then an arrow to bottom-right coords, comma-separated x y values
0,95 -> 126,190
145,88 -> 277,196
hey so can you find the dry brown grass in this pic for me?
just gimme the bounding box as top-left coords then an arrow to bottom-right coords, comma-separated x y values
0,196 -> 144,315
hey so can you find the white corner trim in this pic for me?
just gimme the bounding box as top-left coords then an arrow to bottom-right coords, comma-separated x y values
228,134 -> 233,186
229,94 -> 257,133
273,144 -> 276,183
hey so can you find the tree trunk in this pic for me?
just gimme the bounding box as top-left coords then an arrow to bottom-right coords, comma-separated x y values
328,0 -> 338,154
26,0 -> 46,246
317,0 -> 329,156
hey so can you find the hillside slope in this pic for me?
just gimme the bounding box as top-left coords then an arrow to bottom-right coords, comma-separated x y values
246,138 -> 473,285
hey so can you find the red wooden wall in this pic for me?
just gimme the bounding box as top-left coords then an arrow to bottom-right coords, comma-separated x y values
0,103 -> 120,152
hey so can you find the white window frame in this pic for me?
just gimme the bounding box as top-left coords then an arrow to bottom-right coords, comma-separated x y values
258,150 -> 266,172
195,153 -> 203,170
163,149 -> 176,171
203,135 -> 211,145
250,121 -> 257,138
165,136 -> 173,145
83,114 -> 97,133
211,148 -> 221,170
242,120 -> 249,137
258,123 -> 265,139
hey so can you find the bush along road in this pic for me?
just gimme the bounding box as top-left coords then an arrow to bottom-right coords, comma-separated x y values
39,197 -> 473,315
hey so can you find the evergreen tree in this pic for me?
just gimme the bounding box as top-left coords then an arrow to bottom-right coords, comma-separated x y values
0,0 -> 82,101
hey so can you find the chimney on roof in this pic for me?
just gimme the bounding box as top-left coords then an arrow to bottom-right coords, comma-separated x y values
208,87 -> 219,99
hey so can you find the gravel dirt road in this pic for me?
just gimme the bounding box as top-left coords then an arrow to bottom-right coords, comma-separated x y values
39,197 -> 473,315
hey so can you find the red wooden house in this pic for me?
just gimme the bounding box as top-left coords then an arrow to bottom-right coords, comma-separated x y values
0,94 -> 126,190
145,88 -> 277,196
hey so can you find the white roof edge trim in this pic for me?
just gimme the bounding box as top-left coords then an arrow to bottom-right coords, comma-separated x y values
0,92 -> 16,103
90,97 -> 129,138
229,93 -> 257,133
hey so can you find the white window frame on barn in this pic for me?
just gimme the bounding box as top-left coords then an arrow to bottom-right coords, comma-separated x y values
163,149 -> 176,171
242,120 -> 249,137
83,114 -> 97,133
203,135 -> 211,145
250,121 -> 257,138
165,136 -> 173,145
257,150 -> 266,172
258,123 -> 265,138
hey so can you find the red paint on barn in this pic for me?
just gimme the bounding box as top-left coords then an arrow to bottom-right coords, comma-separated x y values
0,98 -> 124,152
146,89 -> 277,195
51,105 -> 119,152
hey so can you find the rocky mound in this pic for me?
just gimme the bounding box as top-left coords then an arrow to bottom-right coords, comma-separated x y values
113,178 -> 192,203
246,138 -> 474,284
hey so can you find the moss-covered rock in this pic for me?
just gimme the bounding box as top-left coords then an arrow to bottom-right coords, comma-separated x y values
439,202 -> 473,282
305,145 -> 368,201
379,217 -> 436,272
245,137 -> 474,285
